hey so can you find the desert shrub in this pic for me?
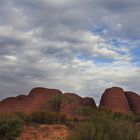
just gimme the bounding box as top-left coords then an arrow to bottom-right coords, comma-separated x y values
29,111 -> 46,124
29,111 -> 67,124
12,112 -> 29,123
59,113 -> 67,123
113,112 -> 126,120
76,106 -> 94,117
68,108 -> 139,140
0,115 -> 23,140
134,113 -> 140,123
68,120 -> 111,140
69,120 -> 138,140
44,112 -> 58,124
93,107 -> 134,121
69,122 -> 94,140
110,121 -> 138,140
45,112 -> 67,124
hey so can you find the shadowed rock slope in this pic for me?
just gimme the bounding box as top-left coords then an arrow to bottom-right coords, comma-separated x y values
62,93 -> 96,115
125,91 -> 140,113
99,87 -> 140,113
0,87 -> 97,116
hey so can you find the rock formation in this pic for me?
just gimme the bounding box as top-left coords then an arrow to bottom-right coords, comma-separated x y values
62,93 -> 97,115
125,91 -> 140,113
82,97 -> 97,107
0,87 -> 62,114
0,86 -> 139,115
99,87 -> 140,113
99,87 -> 130,113
0,87 -> 96,116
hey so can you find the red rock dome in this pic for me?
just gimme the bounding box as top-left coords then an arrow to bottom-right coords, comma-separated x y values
0,87 -> 97,116
99,87 -> 130,113
82,97 -> 97,107
0,87 -> 62,114
125,91 -> 140,113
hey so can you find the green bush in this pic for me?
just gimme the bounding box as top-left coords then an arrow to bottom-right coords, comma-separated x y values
29,111 -> 67,124
69,120 -> 138,140
44,112 -> 58,124
68,108 -> 139,140
12,112 -> 29,123
76,106 -> 94,117
134,113 -> 140,123
29,111 -> 47,124
0,115 -> 23,140
110,121 -> 138,140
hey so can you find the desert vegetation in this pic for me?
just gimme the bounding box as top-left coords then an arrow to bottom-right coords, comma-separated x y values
0,115 -> 23,140
69,108 -> 140,140
0,88 -> 140,140
0,107 -> 140,140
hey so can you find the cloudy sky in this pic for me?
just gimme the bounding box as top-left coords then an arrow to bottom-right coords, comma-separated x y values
0,0 -> 140,104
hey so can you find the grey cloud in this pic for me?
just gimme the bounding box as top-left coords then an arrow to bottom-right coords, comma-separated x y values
99,0 -> 140,12
0,0 -> 139,39
0,36 -> 24,47
0,0 -> 139,104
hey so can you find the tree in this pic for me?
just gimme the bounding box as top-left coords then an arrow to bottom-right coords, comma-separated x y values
47,94 -> 73,124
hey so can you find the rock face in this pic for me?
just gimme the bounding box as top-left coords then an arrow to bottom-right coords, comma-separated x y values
99,87 -> 130,113
62,93 -> 97,115
0,86 -> 139,115
62,93 -> 83,115
100,87 -> 140,113
82,97 -> 97,107
0,87 -> 62,114
0,87 -> 96,116
125,91 -> 140,113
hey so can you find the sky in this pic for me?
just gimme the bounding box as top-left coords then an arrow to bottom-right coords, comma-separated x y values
0,0 -> 140,104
